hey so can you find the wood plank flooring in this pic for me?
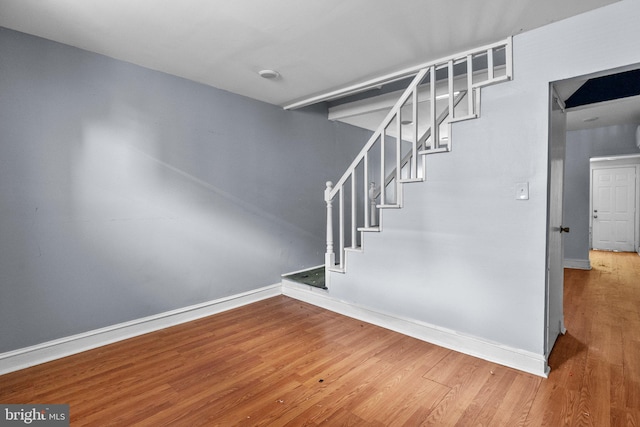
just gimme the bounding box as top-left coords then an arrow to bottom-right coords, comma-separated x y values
1,250 -> 638,426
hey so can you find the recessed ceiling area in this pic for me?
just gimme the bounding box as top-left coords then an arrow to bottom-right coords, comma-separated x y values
558,66 -> 640,131
565,69 -> 640,108
0,0 -> 620,107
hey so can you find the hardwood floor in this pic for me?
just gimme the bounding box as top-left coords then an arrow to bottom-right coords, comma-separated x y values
1,251 -> 638,426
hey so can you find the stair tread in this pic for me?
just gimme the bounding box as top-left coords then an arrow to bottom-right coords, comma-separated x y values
377,204 -> 401,209
419,147 -> 449,155
449,113 -> 478,123
357,226 -> 380,232
282,266 -> 327,289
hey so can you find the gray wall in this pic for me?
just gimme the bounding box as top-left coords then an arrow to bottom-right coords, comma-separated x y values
563,124 -> 640,261
0,27 -> 370,353
329,0 -> 640,356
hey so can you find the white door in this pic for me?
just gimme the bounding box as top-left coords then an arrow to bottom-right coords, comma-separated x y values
545,88 -> 566,360
592,167 -> 636,252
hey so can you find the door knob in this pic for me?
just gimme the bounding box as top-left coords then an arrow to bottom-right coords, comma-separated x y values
560,226 -> 570,233
593,215 -> 598,219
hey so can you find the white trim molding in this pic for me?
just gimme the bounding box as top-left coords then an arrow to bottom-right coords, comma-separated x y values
564,258 -> 592,270
0,284 -> 281,375
282,280 -> 549,378
2,279 -> 550,378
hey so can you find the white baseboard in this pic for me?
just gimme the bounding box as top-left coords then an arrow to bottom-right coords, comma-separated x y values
282,281 -> 549,378
0,284 -> 281,375
1,280 -> 549,378
564,258 -> 592,270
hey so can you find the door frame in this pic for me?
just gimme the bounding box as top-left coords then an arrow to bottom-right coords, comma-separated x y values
590,155 -> 640,253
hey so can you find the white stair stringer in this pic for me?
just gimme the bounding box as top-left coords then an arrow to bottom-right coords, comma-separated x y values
324,38 -> 513,275
326,148 -> 449,274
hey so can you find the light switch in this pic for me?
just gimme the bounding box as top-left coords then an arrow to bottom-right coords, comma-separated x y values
516,182 -> 529,200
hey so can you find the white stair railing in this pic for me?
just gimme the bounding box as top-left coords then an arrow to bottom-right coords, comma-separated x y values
325,38 -> 512,273
380,90 -> 467,200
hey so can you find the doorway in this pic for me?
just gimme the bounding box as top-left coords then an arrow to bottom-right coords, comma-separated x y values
590,159 -> 640,253
549,63 -> 640,375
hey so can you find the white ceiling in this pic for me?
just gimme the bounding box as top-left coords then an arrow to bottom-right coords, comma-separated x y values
566,95 -> 640,131
0,0 -> 620,109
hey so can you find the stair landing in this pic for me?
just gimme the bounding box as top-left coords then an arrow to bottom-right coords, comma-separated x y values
282,267 -> 326,289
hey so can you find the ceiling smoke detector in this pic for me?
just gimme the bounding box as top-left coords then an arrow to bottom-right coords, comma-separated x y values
258,69 -> 280,79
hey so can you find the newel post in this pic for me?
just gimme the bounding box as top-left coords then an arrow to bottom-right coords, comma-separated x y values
325,181 -> 335,268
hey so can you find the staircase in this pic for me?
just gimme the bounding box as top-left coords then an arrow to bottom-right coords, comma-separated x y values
324,38 -> 513,275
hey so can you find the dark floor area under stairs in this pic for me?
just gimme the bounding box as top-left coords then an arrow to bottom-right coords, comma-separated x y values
282,266 -> 326,289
